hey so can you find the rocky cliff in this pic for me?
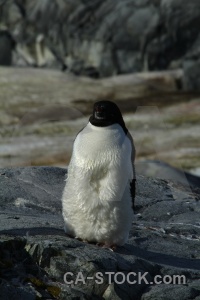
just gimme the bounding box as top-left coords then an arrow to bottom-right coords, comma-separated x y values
0,0 -> 200,89
0,167 -> 200,299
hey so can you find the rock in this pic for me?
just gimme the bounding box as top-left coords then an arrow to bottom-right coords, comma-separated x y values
146,0 -> 200,72
0,166 -> 200,299
0,167 -> 65,214
141,284 -> 199,300
136,159 -> 200,189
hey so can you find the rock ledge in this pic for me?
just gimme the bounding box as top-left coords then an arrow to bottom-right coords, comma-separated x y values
0,167 -> 200,300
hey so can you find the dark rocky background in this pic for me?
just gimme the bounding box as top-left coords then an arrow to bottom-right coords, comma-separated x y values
0,0 -> 200,89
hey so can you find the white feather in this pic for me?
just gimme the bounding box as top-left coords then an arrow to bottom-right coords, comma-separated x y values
62,122 -> 134,246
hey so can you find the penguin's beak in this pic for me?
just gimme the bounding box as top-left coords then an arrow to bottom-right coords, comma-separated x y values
94,105 -> 106,120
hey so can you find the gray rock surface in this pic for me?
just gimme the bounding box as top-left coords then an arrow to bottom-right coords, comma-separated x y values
0,166 -> 200,299
0,0 -> 200,87
136,160 -> 200,189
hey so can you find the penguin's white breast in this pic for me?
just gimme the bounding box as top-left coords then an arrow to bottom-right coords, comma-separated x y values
72,123 -> 131,169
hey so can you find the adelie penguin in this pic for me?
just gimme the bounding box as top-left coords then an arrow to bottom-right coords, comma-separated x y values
62,100 -> 136,248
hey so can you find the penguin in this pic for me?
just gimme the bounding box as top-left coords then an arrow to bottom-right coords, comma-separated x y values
62,100 -> 136,247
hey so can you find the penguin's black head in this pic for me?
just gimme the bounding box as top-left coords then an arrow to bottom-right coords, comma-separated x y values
89,100 -> 128,133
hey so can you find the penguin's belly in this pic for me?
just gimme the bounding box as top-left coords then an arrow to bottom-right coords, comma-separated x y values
62,183 -> 133,245
62,125 -> 134,245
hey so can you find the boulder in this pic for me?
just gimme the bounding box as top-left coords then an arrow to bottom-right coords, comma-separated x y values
136,160 -> 200,190
0,166 -> 200,299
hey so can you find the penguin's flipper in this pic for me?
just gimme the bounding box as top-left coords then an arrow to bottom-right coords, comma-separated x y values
130,178 -> 136,210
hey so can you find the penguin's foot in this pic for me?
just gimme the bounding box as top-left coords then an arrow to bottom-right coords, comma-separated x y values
68,236 -> 116,250
96,243 -> 117,251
